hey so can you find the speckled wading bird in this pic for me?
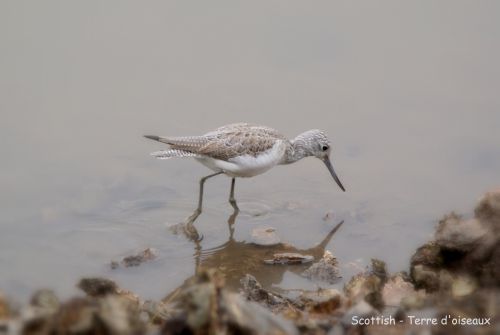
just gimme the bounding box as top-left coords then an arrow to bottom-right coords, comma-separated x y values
144,123 -> 345,215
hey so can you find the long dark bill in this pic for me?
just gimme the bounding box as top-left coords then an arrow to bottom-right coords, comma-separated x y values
323,157 -> 346,192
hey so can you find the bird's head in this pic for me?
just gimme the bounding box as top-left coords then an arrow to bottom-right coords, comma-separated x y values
294,129 -> 346,192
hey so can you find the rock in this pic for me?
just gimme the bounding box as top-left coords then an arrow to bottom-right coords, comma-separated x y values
19,287 -> 146,334
344,259 -> 386,309
0,291 -> 10,319
165,270 -> 298,335
302,250 -> 341,284
241,278 -> 346,333
50,297 -> 97,334
112,248 -> 157,269
250,227 -> 281,246
410,242 -> 446,293
410,190 -> 500,291
434,289 -> 500,335
475,240 -> 500,286
16,290 -> 60,335
263,253 -> 314,265
299,288 -> 343,303
327,324 -> 345,335
223,291 -> 299,335
30,289 -> 60,313
20,286 -> 146,335
412,265 -> 480,298
474,188 -> 500,233
161,316 -> 192,335
51,295 -> 145,335
370,259 -> 388,284
96,296 -> 145,334
240,274 -> 307,326
410,242 -> 443,269
411,265 -> 440,292
299,289 -> 345,315
77,277 -> 141,308
399,290 -> 428,310
141,300 -> 172,324
240,274 -> 287,308
341,300 -> 377,327
450,275 -> 477,297
381,274 -> 416,307
78,278 -> 119,297
435,213 -> 487,252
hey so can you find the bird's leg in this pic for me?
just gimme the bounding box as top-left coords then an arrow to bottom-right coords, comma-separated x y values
227,206 -> 239,240
175,171 -> 224,242
228,178 -> 239,211
186,171 -> 224,240
197,171 -> 224,212
227,177 -> 239,237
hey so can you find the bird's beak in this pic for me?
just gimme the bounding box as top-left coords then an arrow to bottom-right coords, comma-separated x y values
322,157 -> 346,192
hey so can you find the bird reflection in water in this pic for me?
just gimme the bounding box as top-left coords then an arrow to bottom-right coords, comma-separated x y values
165,195 -> 344,301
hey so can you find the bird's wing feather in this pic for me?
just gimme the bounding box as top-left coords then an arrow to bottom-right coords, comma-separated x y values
155,136 -> 213,151
197,125 -> 286,161
150,149 -> 200,159
148,124 -> 287,161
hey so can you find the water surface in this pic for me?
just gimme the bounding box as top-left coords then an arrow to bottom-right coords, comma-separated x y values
1,1 -> 499,301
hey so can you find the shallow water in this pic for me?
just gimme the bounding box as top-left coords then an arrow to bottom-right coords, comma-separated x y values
1,1 -> 500,302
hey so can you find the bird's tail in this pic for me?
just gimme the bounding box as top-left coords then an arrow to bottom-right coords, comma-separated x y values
150,149 -> 200,160
144,134 -> 204,159
144,135 -> 170,144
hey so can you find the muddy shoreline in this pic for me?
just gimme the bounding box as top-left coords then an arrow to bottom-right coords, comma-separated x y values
1,190 -> 499,335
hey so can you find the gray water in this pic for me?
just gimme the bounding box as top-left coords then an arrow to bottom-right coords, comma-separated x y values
1,1 -> 499,302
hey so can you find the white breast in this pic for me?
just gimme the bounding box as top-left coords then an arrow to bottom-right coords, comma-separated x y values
195,140 -> 286,178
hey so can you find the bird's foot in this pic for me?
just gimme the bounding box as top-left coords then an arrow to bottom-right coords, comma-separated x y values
169,209 -> 203,242
229,198 -> 239,211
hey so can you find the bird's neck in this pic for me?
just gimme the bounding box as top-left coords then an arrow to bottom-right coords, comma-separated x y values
281,137 -> 312,164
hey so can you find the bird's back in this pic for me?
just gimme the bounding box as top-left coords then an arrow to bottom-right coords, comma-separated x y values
164,123 -> 287,161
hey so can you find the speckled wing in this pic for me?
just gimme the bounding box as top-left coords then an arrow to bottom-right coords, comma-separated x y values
153,135 -> 214,152
150,149 -> 200,159
163,124 -> 287,161
197,124 -> 287,161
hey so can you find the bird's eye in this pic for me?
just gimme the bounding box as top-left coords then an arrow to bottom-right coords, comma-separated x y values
322,145 -> 329,151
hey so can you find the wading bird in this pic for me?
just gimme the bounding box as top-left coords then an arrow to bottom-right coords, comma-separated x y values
145,123 -> 345,221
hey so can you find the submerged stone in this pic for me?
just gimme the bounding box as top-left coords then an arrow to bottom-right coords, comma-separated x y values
112,248 -> 157,269
263,253 -> 314,265
240,274 -> 287,308
250,226 -> 281,246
